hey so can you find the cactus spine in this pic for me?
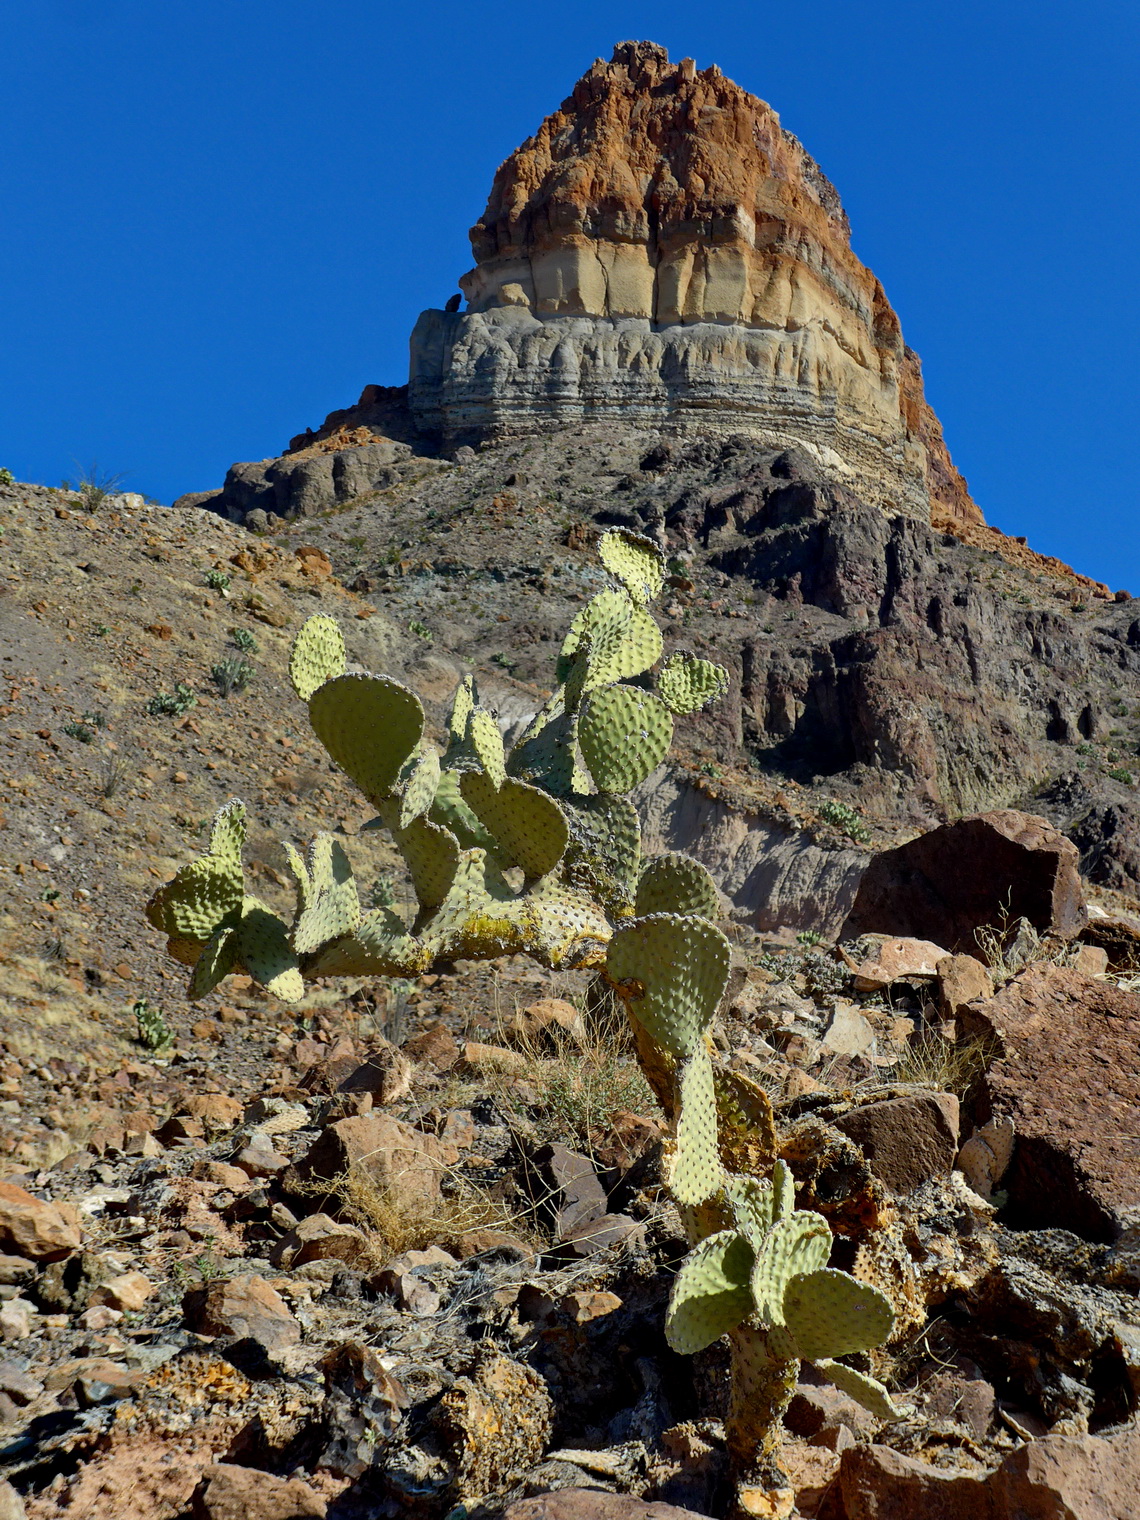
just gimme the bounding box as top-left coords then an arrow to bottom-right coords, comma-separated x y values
146,527 -> 899,1506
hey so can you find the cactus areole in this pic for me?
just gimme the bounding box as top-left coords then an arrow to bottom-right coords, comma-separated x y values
146,529 -> 900,1506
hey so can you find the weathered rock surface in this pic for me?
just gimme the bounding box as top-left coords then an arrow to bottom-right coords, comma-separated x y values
0,1182 -> 81,1262
841,811 -> 1086,951
839,1422 -> 1140,1519
835,1092 -> 959,1196
190,1464 -> 326,1520
967,964 -> 1140,1240
503,1494 -> 711,1520
411,42 -> 975,527
183,1274 -> 301,1354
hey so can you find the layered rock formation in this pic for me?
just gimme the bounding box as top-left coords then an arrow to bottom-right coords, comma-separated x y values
410,41 -> 978,526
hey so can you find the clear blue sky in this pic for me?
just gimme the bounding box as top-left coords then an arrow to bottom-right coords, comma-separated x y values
2,1 -> 1138,590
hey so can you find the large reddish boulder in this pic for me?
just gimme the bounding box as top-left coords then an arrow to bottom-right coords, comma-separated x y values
841,810 -> 1086,952
967,964 -> 1140,1240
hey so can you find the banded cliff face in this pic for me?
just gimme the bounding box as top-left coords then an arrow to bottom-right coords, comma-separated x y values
411,41 -> 979,526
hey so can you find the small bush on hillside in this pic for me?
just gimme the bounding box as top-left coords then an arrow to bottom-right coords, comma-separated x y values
146,682 -> 197,717
204,569 -> 231,592
210,658 -> 254,697
817,797 -> 872,844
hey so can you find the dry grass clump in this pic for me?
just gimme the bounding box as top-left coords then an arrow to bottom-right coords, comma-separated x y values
890,1032 -> 998,1099
973,915 -> 1079,987
298,1160 -> 537,1263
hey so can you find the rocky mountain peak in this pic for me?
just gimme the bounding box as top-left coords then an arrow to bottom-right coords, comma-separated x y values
411,42 -> 978,528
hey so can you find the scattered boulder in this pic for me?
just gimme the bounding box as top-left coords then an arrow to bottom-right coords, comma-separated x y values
821,1002 -> 876,1057
89,1270 -> 155,1312
294,1113 -> 457,1206
849,936 -> 949,991
839,1422 -> 1140,1519
841,810 -> 1086,952
190,1463 -> 326,1520
0,1182 -> 81,1261
552,1214 -> 645,1260
937,952 -> 995,1033
532,1144 -> 608,1237
270,1214 -> 368,1270
183,1274 -> 301,1354
968,964 -> 1140,1239
835,1092 -> 960,1196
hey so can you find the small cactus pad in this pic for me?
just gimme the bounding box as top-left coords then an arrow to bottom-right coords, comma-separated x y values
447,675 -> 476,746
289,615 -> 346,700
309,904 -> 422,978
558,589 -> 630,681
607,914 -> 731,1059
468,708 -> 506,789
188,923 -> 238,1000
750,1213 -> 832,1326
400,745 -> 441,830
292,834 -> 361,955
207,800 -> 247,870
783,1269 -> 895,1361
309,674 -> 424,805
428,770 -> 501,855
814,1360 -> 906,1421
665,1229 -> 754,1355
509,710 -> 578,796
460,772 -> 569,879
235,900 -> 303,1001
564,793 -> 642,891
657,651 -> 730,714
772,1158 -> 795,1221
636,853 -> 720,918
391,814 -> 460,909
283,840 -> 312,909
724,1175 -> 776,1252
671,1047 -> 723,1206
579,684 -> 673,794
598,527 -> 664,606
147,856 -> 243,945
715,1068 -> 779,1174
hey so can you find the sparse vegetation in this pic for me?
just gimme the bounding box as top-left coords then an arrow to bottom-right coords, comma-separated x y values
408,618 -> 432,641
204,568 -> 231,592
63,721 -> 97,744
146,682 -> 197,717
0,468 -> 13,487
229,626 -> 259,654
210,657 -> 254,697
817,797 -> 872,844
133,997 -> 174,1054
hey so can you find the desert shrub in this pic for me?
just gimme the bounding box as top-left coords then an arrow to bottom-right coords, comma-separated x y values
210,658 -> 254,697
146,682 -> 197,717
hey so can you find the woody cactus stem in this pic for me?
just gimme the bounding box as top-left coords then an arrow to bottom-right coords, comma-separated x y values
144,530 -> 900,1503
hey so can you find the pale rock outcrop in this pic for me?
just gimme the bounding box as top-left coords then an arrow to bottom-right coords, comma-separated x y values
410,41 -> 977,525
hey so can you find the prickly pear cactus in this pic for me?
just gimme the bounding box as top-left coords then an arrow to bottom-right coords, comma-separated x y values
145,530 -> 899,1502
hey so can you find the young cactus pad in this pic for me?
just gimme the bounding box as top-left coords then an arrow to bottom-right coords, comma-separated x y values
144,530 -> 901,1485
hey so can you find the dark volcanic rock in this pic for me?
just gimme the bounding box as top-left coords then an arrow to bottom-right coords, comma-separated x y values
840,810 -> 1086,951
834,1092 -> 959,1196
968,964 -> 1140,1240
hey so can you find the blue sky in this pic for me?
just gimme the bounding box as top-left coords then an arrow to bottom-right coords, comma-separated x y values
2,1 -> 1138,590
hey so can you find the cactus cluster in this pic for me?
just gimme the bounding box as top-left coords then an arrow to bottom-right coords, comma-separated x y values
145,528 -> 899,1497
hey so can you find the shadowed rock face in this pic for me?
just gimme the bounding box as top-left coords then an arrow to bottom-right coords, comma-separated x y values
410,40 -> 977,527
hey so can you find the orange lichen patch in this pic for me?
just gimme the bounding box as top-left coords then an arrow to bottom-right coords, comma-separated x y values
933,509 -> 1114,597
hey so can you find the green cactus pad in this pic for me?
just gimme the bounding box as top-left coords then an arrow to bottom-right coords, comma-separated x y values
391,814 -> 460,909
308,904 -> 423,978
636,853 -> 720,918
671,1047 -> 723,1206
235,899 -> 304,1001
783,1269 -> 895,1361
459,771 -> 568,879
207,800 -> 247,870
283,840 -> 312,910
509,710 -> 578,797
562,595 -> 663,692
750,1213 -> 832,1325
772,1158 -> 795,1221
309,674 -> 424,805
814,1360 -> 906,1421
447,675 -> 476,744
292,834 -> 361,955
607,914 -> 731,1059
599,528 -> 665,606
400,745 -> 441,830
657,651 -> 730,715
468,708 -> 506,789
665,1229 -> 754,1355
564,793 -> 642,891
188,923 -> 239,1000
428,770 -> 503,855
579,685 -> 673,794
289,614 -> 347,701
715,1068 -> 779,1174
147,856 -> 243,945
724,1176 -> 776,1252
